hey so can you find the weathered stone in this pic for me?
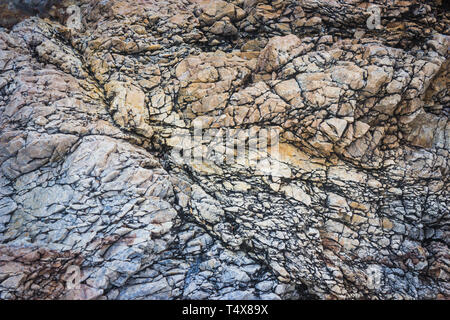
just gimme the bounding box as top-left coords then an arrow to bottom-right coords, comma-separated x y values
0,0 -> 448,301
257,35 -> 303,73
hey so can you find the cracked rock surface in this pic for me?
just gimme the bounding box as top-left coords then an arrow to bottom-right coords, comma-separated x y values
0,0 -> 449,299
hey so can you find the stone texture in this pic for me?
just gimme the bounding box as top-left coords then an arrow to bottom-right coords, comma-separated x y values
0,0 -> 448,300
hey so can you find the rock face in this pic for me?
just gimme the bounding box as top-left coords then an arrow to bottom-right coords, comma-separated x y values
0,0 -> 449,300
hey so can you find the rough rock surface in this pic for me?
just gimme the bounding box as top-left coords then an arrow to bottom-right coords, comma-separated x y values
0,0 -> 449,299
